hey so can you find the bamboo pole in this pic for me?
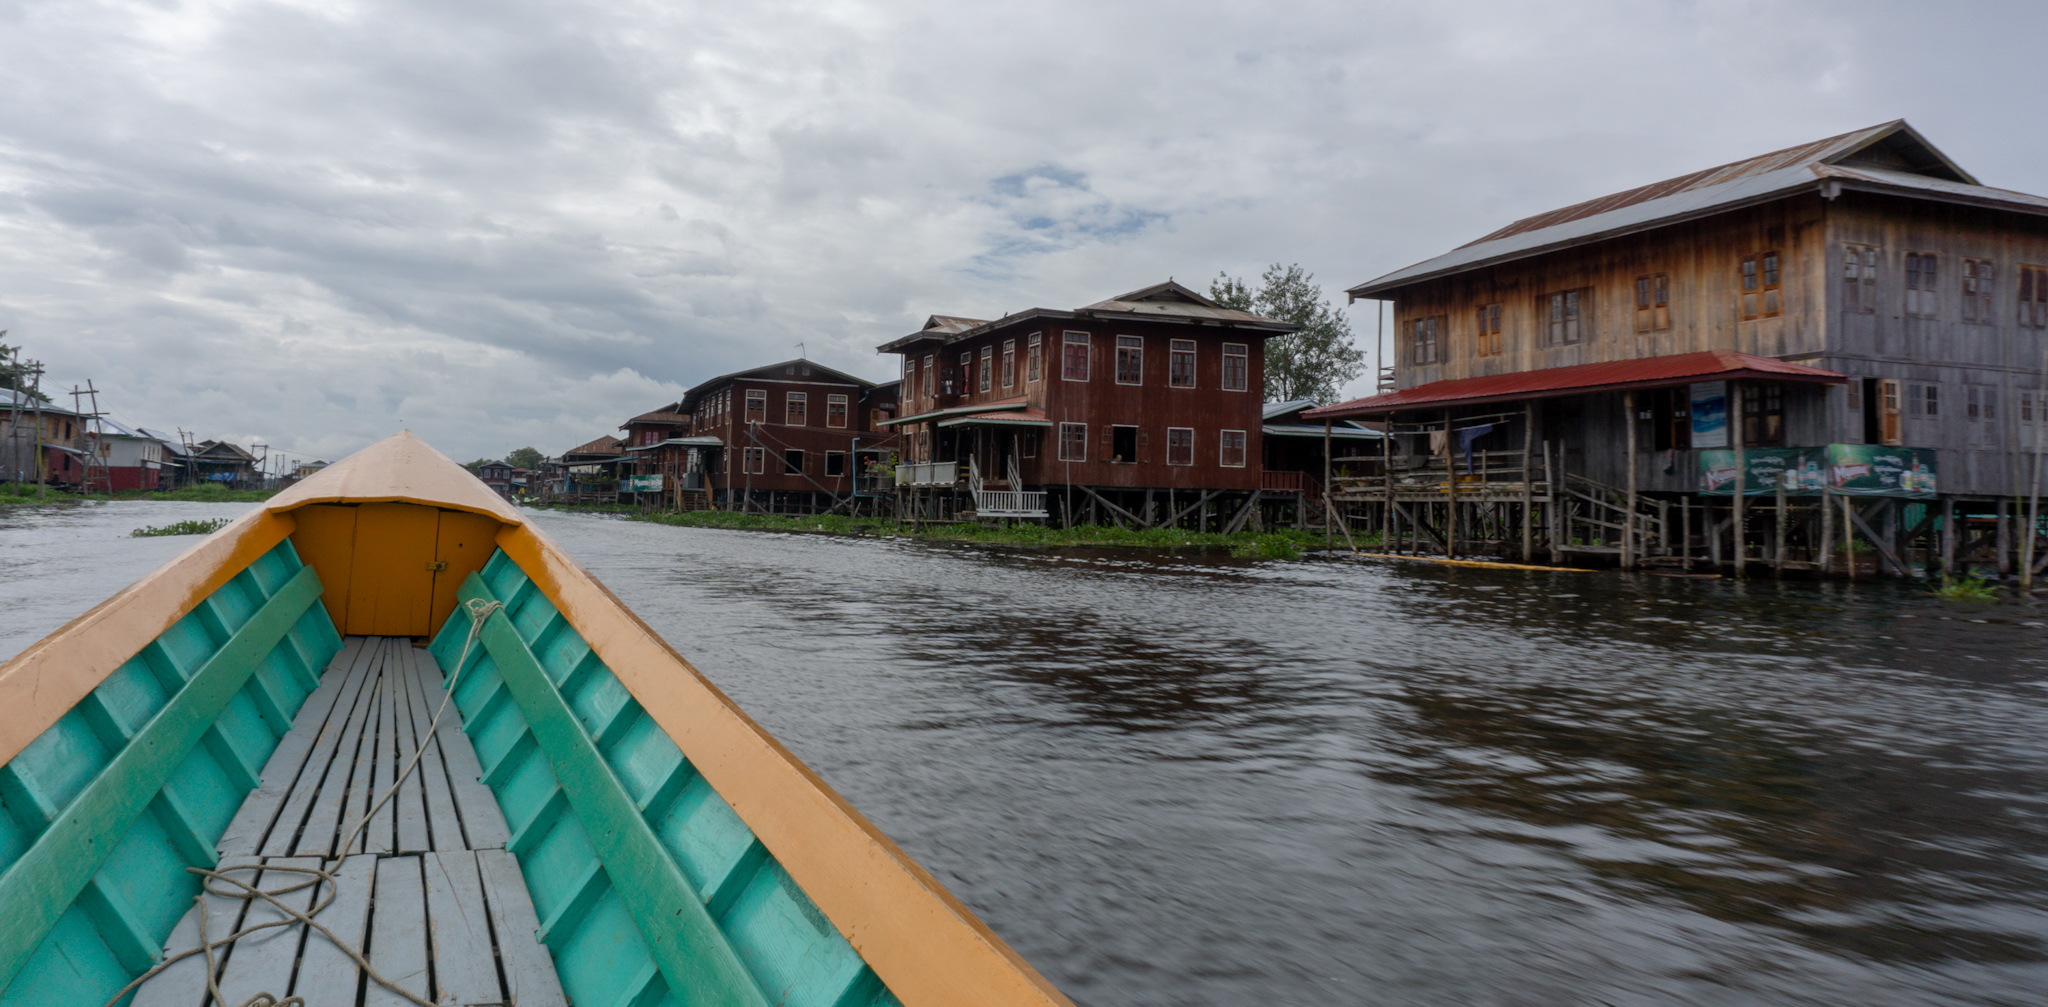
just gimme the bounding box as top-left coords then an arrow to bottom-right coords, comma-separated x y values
1383,414 -> 1396,553
1323,418 -> 1333,551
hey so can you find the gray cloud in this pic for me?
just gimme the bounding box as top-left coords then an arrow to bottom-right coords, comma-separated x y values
1,0 -> 2041,463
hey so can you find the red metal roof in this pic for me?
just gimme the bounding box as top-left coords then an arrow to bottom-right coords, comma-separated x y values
1304,351 -> 1845,419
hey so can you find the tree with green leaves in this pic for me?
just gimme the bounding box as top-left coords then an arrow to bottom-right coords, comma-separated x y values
0,337 -> 51,403
506,446 -> 545,470
463,458 -> 492,474
1210,264 -> 1365,404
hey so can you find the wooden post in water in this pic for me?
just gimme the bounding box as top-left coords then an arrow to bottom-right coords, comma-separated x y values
1443,413 -> 1457,558
1623,390 -> 1638,570
1521,403 -> 1534,562
1731,381 -> 1746,579
1940,497 -> 1956,576
1323,418 -> 1333,550
1774,475 -> 1787,577
1819,490 -> 1834,577
1842,493 -> 1857,582
1997,498 -> 2012,576
1681,496 -> 1691,572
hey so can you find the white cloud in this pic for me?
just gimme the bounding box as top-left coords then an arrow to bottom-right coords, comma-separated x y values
1,0 -> 2041,461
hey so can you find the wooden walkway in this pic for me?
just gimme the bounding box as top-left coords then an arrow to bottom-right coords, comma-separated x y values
134,637 -> 567,1007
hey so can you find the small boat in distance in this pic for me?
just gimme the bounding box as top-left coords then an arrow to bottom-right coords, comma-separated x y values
0,431 -> 1071,1007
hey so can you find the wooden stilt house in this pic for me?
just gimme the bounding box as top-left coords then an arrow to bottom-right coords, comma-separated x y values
1310,120 -> 2048,575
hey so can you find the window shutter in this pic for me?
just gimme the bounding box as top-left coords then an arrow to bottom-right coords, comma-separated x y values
1881,379 -> 1903,446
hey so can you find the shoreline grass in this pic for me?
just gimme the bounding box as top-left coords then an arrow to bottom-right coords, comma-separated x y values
0,483 -> 277,507
525,502 -> 1373,557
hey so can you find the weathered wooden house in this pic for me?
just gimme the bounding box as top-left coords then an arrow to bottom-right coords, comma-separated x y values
1308,120 -> 2048,575
671,359 -> 901,514
618,408 -> 694,506
877,281 -> 1297,527
189,440 -> 260,488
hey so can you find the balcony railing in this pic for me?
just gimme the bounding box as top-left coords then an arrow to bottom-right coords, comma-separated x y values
895,461 -> 958,487
1259,469 -> 1306,493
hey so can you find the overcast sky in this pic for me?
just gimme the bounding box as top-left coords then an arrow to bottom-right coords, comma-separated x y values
2,0 -> 2041,465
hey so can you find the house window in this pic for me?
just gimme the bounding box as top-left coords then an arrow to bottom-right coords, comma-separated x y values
1219,429 -> 1247,468
1963,259 -> 1997,323
783,449 -> 804,475
1847,380 -> 1862,414
1412,315 -> 1442,362
827,394 -> 847,428
2022,267 -> 2048,329
1116,336 -> 1143,385
1906,252 -> 1938,317
1844,244 -> 1878,313
1739,252 -> 1780,320
785,392 -> 807,426
1020,433 -> 1037,459
1062,332 -> 1090,381
825,451 -> 846,477
1633,275 -> 1669,333
1741,383 -> 1785,447
1922,384 -> 1939,418
922,355 -> 935,397
960,352 -> 973,394
916,429 -> 929,462
745,390 -> 766,424
979,346 -> 993,393
1028,333 -> 1043,382
1058,422 -> 1087,461
1968,386 -> 1998,422
1169,339 -> 1196,387
1002,340 -> 1016,388
1475,303 -> 1503,356
743,447 -> 766,474
1542,290 -> 1586,345
1166,427 -> 1194,466
903,357 -> 916,388
1222,343 -> 1248,391
1111,425 -> 1138,463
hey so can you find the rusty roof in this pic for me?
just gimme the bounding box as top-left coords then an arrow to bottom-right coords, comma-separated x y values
936,406 -> 1052,428
1346,120 -> 2037,300
1303,351 -> 1845,419
878,280 -> 1294,353
622,411 -> 690,428
564,434 -> 622,457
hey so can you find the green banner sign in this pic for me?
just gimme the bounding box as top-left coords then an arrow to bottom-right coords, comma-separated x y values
1698,444 -> 1936,497
625,474 -> 664,493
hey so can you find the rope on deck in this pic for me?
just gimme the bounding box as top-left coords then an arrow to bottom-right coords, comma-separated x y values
102,599 -> 505,1007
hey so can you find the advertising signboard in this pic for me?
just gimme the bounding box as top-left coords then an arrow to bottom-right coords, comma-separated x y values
626,474 -> 664,493
1825,444 -> 1936,498
1689,382 -> 1728,449
1698,447 -> 1817,495
1697,445 -> 1936,497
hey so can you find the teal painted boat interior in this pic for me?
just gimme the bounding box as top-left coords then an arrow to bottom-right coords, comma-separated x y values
432,550 -> 903,1007
0,539 -> 343,1006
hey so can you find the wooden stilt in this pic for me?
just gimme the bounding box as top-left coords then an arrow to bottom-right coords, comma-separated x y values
1774,477 -> 1787,577
1819,490 -> 1834,576
1731,381 -> 1746,579
1623,391 -> 1638,570
1940,497 -> 1956,575
1843,493 -> 1857,582
1521,403 -> 1534,562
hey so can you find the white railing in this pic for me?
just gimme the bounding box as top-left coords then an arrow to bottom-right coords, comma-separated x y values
975,489 -> 1048,517
895,461 -> 958,487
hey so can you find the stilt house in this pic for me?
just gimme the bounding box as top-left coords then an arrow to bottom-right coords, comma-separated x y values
877,281 -> 1299,528
672,360 -> 901,514
1308,120 -> 2048,575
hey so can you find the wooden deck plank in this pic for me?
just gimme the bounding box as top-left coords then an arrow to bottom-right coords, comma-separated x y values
365,659 -> 400,854
424,849 -> 503,1006
292,639 -> 385,857
477,848 -> 569,1007
397,643 -> 466,853
393,646 -> 433,854
214,856 -> 323,1005
261,640 -> 379,857
216,638 -> 362,855
366,854 -> 432,1007
292,853 -> 377,1006
131,855 -> 260,1007
415,646 -> 511,849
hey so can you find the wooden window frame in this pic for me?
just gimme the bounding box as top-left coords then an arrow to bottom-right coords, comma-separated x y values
826,393 -> 847,429
1843,244 -> 1878,314
1905,252 -> 1939,318
744,389 -> 766,424
1880,378 -> 1903,446
1165,427 -> 1194,466
1058,421 -> 1087,462
1115,335 -> 1144,385
1739,252 -> 1781,320
1540,291 -> 1587,345
1020,432 -> 1038,459
783,449 -> 804,475
1967,385 -> 1998,423
1110,425 -> 1138,464
958,351 -> 972,395
1219,429 -> 1247,468
1474,303 -> 1503,356
1413,315 -> 1441,362
1027,333 -> 1043,382
1001,339 -> 1016,389
1741,383 -> 1786,447
922,355 -> 934,397
1062,332 -> 1091,382
743,446 -> 766,475
1963,258 -> 1998,324
824,451 -> 846,477
785,391 -> 807,426
1222,343 -> 1249,392
1633,275 -> 1670,333
2021,266 -> 2048,330
1169,338 -> 1196,388
978,346 -> 993,393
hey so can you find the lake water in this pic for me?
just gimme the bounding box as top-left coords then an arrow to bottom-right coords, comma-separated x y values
5,501 -> 2046,1006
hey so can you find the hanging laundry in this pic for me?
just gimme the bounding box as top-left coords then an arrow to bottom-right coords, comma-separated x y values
1429,430 -> 1449,456
1458,423 -> 1494,474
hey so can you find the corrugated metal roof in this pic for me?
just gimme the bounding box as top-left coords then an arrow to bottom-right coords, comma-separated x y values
1263,423 -> 1380,440
878,281 -> 1295,353
1303,351 -> 1845,418
1347,120 -> 2036,299
565,434 -> 622,457
936,407 -> 1052,428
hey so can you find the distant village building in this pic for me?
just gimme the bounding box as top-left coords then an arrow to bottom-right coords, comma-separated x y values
189,441 -> 260,488
1,389 -> 81,485
1309,120 -> 2048,576
657,359 -> 900,514
82,416 -> 169,491
877,281 -> 1298,527
553,435 -> 622,503
476,460 -> 515,499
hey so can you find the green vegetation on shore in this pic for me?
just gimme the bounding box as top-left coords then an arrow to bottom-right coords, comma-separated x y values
529,502 -> 1370,558
131,518 -> 233,538
0,483 -> 276,507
